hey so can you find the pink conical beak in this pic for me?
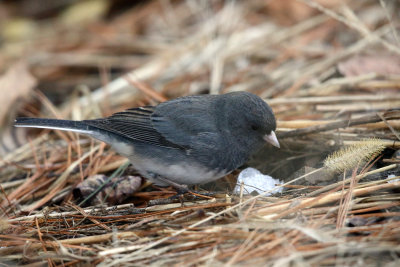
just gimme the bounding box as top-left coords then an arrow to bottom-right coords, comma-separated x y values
263,131 -> 280,148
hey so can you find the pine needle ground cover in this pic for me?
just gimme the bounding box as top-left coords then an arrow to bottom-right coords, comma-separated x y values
1,1 -> 400,266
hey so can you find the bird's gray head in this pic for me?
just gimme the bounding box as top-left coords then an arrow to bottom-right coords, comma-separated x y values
220,91 -> 279,150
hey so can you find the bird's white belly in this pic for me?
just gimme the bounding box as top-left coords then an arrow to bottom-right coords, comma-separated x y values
130,155 -> 227,185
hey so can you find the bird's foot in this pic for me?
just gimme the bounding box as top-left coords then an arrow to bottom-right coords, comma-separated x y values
154,176 -> 214,200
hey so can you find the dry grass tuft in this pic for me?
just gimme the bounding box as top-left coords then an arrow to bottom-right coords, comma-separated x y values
324,138 -> 387,173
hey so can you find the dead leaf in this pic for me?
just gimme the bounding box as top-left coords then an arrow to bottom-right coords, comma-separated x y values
338,55 -> 400,77
73,174 -> 143,206
0,61 -> 37,155
0,61 -> 37,125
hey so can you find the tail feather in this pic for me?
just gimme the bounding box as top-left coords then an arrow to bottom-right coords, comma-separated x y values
14,118 -> 93,135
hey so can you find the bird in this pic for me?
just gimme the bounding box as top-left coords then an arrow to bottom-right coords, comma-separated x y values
15,91 -> 279,190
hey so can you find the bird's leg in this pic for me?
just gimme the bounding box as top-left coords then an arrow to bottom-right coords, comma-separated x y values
153,175 -> 190,194
150,174 -> 214,200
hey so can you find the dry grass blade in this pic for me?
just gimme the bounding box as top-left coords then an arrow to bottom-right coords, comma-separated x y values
279,110 -> 400,138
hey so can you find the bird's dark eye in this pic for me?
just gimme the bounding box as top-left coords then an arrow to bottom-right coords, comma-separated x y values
251,125 -> 259,131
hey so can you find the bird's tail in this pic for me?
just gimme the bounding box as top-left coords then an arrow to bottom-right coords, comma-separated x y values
14,118 -> 94,135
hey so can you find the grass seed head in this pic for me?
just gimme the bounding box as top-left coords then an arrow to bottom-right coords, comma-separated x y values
324,138 -> 386,173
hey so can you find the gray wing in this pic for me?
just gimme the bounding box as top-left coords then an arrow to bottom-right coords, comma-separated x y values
151,95 -> 222,149
83,106 -> 183,149
85,95 -> 225,155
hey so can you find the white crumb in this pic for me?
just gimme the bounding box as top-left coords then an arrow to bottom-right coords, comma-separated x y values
234,167 -> 283,195
387,174 -> 400,183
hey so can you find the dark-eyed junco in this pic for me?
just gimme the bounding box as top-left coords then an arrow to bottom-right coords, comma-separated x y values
15,91 -> 279,188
